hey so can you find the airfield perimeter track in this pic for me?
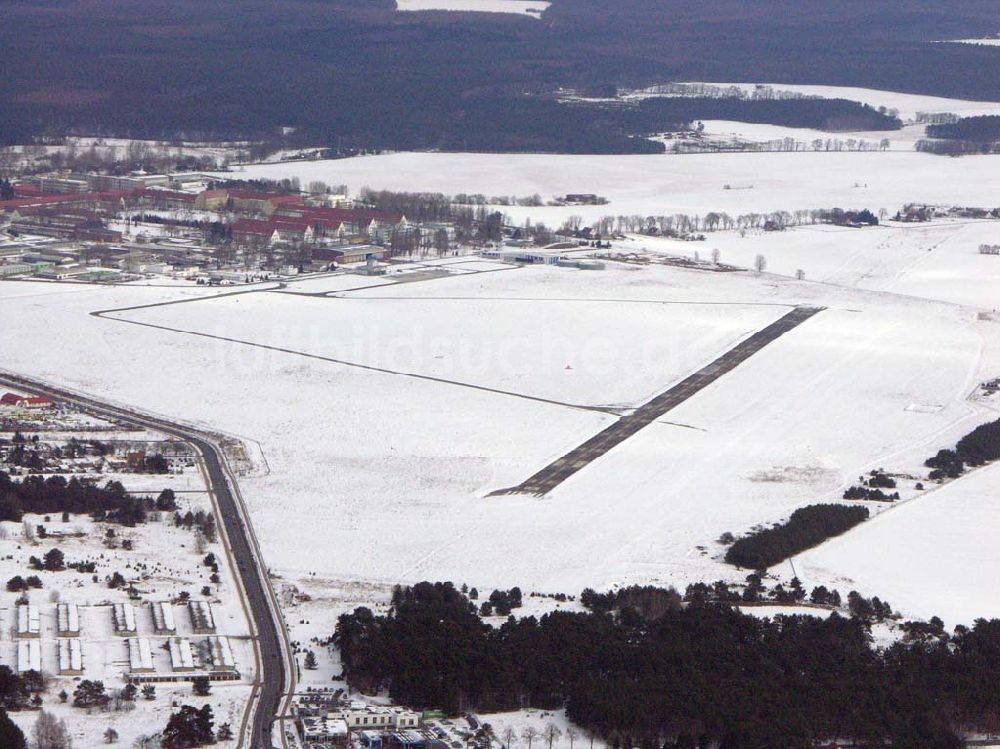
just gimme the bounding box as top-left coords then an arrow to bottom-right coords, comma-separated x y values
491,305 -> 824,496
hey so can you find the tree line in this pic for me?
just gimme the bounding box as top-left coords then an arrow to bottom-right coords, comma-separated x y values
723,504 -> 870,569
0,471 -> 176,525
621,96 -> 901,133
925,417 -> 1000,480
927,115 -> 1000,141
334,581 -> 1000,749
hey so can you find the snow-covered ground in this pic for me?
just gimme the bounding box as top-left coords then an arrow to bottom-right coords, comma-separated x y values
221,149 -> 1000,228
2,243 -> 998,623
395,0 -> 549,17
112,287 -> 786,408
687,120 -> 926,150
938,39 -> 1000,48
632,220 -> 1000,310
798,460 -> 1000,626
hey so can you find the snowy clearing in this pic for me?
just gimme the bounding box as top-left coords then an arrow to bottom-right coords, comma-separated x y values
798,461 -> 1000,625
633,220 -> 1000,310
222,149 -> 1000,227
395,0 -> 549,17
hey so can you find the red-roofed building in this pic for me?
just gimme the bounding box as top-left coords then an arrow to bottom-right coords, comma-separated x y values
231,219 -> 280,247
263,194 -> 307,216
0,393 -> 54,410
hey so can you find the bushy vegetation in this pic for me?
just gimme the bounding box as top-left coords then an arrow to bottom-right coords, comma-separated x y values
925,418 -> 1000,480
724,504 -> 870,569
0,665 -> 43,711
335,581 -> 1000,748
162,704 -> 215,748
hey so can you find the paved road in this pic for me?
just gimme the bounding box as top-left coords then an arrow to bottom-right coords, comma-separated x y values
491,306 -> 824,496
0,371 -> 291,749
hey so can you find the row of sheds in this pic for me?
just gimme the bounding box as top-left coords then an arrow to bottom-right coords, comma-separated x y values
17,601 -> 212,638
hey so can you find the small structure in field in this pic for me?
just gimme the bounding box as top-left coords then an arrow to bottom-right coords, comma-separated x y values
17,604 -> 40,639
127,637 -> 155,674
58,638 -> 84,676
113,603 -> 138,636
151,601 -> 176,635
188,600 -> 215,634
17,640 -> 41,673
168,637 -> 196,673
57,603 -> 81,637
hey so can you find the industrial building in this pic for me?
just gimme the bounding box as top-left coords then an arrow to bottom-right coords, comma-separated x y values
340,704 -> 421,731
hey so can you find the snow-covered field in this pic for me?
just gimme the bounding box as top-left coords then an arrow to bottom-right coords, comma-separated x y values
633,220 -> 1000,310
395,0 -> 549,17
3,241 -> 999,622
112,288 -> 786,408
799,460 -> 1000,625
223,149 -> 1000,228
688,120 -> 926,150
940,39 -> 1000,48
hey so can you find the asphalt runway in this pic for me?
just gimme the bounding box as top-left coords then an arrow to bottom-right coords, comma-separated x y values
492,306 -> 824,496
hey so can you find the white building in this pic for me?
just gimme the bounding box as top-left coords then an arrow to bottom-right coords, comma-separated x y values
188,600 -> 215,634
57,603 -> 81,637
127,637 -> 155,673
302,715 -> 349,744
58,639 -> 84,676
168,637 -> 195,673
17,604 -> 40,639
482,248 -> 564,265
339,704 -> 420,731
152,601 -> 176,635
113,603 -> 138,636
17,640 -> 41,673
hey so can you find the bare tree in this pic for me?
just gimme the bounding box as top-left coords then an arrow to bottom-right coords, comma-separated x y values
566,728 -> 579,749
32,710 -> 72,749
544,724 -> 563,749
502,727 -> 519,749
522,726 -> 540,749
